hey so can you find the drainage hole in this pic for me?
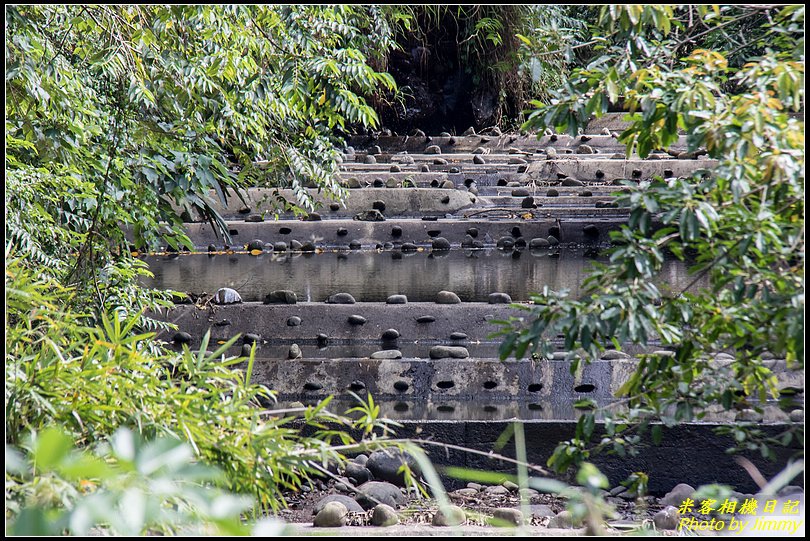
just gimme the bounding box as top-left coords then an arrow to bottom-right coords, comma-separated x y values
483,405 -> 498,413
304,382 -> 323,391
436,380 -> 455,389
279,227 -> 292,235
427,230 -> 441,237
348,381 -> 366,392
528,383 -> 543,392
228,229 -> 239,236
483,381 -> 498,390
437,405 -> 455,413
394,402 -> 409,412
393,381 -> 409,392
574,384 -> 596,393
528,403 -> 543,411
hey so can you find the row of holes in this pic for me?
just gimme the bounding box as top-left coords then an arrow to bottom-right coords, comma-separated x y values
304,381 -> 596,393
391,403 -> 544,413
227,226 -> 561,239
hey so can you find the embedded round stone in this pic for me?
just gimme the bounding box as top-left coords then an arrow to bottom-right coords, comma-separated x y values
247,239 -> 264,252
348,315 -> 367,325
546,148 -> 557,159
370,350 -> 402,359
401,242 -> 418,252
305,212 -> 321,221
273,241 -> 288,252
429,346 -> 469,359
521,197 -> 535,208
529,238 -> 550,249
416,315 -> 436,323
387,294 -> 408,304
245,212 -> 264,223
264,290 -> 297,304
371,504 -> 399,527
577,144 -> 595,154
562,178 -> 584,187
579,190 -> 593,197
511,188 -> 530,197
488,292 -> 512,304
432,237 -> 451,251
547,235 -> 560,246
243,333 -> 260,345
390,164 -> 401,173
345,177 -> 362,188
461,234 -> 475,248
337,227 -> 348,236
364,155 -> 377,164
436,291 -> 461,304
372,200 -> 386,212
207,243 -> 217,252
508,157 -> 527,165
473,155 -> 486,164
425,144 -> 442,154
497,237 -> 514,249
286,316 -> 302,326
288,343 -> 302,359
433,158 -> 448,165
327,293 -> 356,304
450,332 -> 467,340
300,241 -> 316,252
214,287 -> 242,304
466,227 -> 479,238
547,188 -> 559,197
349,240 -> 362,250
354,210 -> 385,222
313,501 -> 347,527
381,329 -> 400,340
420,164 -> 430,172
172,332 -> 192,345
433,505 -> 466,526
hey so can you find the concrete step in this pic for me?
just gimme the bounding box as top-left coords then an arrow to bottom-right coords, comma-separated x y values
341,157 -> 714,181
292,418 -> 800,494
164,217 -> 628,248
158,301 -> 522,344
347,133 -> 691,153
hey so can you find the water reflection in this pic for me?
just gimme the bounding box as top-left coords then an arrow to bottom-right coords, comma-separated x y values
143,248 -> 703,303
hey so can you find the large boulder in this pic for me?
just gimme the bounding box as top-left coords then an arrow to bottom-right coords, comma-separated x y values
354,481 -> 406,510
366,449 -> 419,486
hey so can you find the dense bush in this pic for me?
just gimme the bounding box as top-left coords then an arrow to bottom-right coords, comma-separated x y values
499,5 -> 804,471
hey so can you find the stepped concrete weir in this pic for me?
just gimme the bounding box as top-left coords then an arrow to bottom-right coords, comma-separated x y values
148,115 -> 802,494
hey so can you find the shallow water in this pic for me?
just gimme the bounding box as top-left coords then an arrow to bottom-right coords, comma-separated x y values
142,248 -> 701,303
